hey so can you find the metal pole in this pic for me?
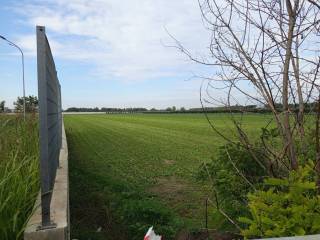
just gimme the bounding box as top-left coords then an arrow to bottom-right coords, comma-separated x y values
22,50 -> 26,120
0,35 -> 26,120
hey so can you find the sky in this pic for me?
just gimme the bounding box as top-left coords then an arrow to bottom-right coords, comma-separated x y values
0,0 -> 213,109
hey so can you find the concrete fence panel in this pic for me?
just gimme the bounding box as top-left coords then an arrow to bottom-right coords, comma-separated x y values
24,26 -> 69,240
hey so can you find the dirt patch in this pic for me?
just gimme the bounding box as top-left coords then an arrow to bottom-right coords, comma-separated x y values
149,176 -> 188,199
148,176 -> 209,219
164,159 -> 176,165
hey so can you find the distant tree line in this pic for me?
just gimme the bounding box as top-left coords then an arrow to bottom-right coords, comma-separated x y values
64,107 -> 148,113
65,102 -> 320,114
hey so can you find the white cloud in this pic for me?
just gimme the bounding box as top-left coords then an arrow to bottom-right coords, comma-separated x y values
14,0 -> 210,81
16,34 -> 63,56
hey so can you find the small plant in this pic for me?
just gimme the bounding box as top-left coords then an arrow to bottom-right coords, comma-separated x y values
239,162 -> 320,239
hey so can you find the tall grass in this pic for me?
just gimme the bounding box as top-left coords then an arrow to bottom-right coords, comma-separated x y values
0,115 -> 39,240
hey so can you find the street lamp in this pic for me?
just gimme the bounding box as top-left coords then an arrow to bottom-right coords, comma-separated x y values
0,35 -> 26,120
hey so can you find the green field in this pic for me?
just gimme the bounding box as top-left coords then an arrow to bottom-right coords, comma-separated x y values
64,113 -> 270,239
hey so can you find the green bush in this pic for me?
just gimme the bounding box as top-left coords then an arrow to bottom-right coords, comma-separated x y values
239,162 -> 320,239
197,142 -> 267,229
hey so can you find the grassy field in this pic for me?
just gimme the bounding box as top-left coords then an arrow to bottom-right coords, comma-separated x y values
64,113 -> 270,239
0,115 -> 39,240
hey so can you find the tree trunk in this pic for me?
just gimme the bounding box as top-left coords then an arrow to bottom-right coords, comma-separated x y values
283,0 -> 298,170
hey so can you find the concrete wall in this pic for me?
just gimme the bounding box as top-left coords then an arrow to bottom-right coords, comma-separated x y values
24,122 -> 69,240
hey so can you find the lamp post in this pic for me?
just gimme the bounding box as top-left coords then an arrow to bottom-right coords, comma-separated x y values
0,35 -> 26,120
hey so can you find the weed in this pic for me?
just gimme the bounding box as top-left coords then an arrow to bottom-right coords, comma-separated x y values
0,115 -> 39,240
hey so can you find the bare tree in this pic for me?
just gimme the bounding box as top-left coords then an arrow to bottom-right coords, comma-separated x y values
171,0 -> 320,176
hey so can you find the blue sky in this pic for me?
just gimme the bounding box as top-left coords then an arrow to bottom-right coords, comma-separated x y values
0,0 -> 214,109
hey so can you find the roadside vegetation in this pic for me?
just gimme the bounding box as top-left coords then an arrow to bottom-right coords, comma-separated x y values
197,120 -> 319,237
0,115 -> 39,240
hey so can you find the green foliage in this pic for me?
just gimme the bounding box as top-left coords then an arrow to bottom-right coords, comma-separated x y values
239,162 -> 320,239
197,142 -> 267,229
0,116 -> 39,240
261,127 -> 280,140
